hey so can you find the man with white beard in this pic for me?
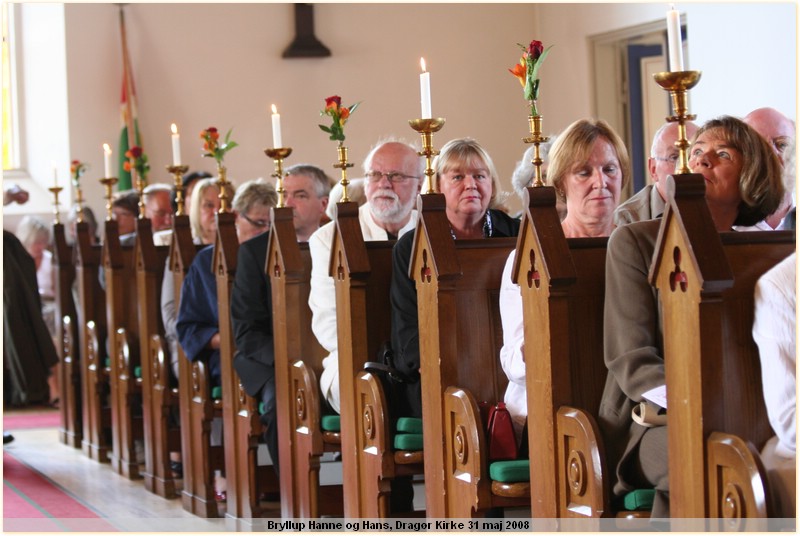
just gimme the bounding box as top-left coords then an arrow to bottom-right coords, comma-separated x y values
308,140 -> 423,413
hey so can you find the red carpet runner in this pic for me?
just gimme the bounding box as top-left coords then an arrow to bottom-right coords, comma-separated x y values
3,450 -> 118,531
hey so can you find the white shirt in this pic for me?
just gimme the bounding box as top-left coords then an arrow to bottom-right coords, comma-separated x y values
753,252 -> 796,458
308,202 -> 417,413
498,249 -> 527,433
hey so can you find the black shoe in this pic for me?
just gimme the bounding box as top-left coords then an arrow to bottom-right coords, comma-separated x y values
170,461 -> 183,478
3,432 -> 14,445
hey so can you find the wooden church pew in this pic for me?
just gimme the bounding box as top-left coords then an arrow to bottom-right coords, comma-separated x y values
511,186 -> 613,524
650,174 -> 795,526
103,219 -> 144,479
213,212 -> 279,520
53,221 -> 82,448
268,206 -> 342,518
331,201 -> 423,517
75,219 -> 111,462
134,218 -> 179,498
408,193 -> 526,518
170,214 -> 224,518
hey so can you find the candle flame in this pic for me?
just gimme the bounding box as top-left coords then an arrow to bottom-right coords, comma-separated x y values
103,143 -> 111,155
670,3 -> 675,9
271,104 -> 278,114
420,57 -> 427,73
171,123 -> 178,135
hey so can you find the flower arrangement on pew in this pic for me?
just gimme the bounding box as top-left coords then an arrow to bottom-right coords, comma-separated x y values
510,39 -> 553,187
319,95 -> 360,145
70,159 -> 88,188
70,159 -> 88,220
200,126 -> 238,167
509,39 -> 552,117
123,145 -> 150,185
319,95 -> 360,201
200,126 -> 238,211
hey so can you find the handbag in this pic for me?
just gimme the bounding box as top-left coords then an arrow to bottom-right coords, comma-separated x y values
485,402 -> 518,462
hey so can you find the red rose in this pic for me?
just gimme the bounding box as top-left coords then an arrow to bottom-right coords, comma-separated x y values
325,96 -> 341,107
528,40 -> 544,61
71,159 -> 79,165
129,146 -> 143,158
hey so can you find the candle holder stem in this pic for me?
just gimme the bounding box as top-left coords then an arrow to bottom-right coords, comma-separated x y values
74,186 -> 84,223
409,118 -> 446,194
217,164 -> 230,213
332,144 -> 354,202
653,70 -> 702,175
48,187 -> 63,224
264,148 -> 293,208
522,114 -> 550,187
135,173 -> 146,219
99,177 -> 119,221
166,165 -> 190,216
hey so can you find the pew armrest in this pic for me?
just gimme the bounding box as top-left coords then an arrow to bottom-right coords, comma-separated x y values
556,406 -> 610,518
706,431 -> 771,526
443,386 -> 490,517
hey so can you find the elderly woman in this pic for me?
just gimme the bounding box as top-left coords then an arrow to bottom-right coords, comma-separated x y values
499,118 -> 630,435
599,116 -> 783,518
390,137 -> 520,418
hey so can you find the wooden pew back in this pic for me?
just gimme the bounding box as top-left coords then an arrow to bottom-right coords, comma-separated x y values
170,215 -> 222,518
103,219 -> 143,479
75,220 -> 110,462
268,206 -> 334,518
651,175 -> 795,521
53,222 -> 81,448
409,193 -> 514,517
134,218 -> 175,497
331,201 -> 413,517
512,186 -> 610,519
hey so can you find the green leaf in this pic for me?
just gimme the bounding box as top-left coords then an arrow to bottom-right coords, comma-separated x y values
319,124 -> 333,134
224,141 -> 239,152
348,101 -> 362,114
224,128 -> 235,144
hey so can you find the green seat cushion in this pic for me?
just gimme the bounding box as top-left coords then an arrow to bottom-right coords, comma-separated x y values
489,459 -> 530,483
211,386 -> 222,400
396,417 -> 423,434
394,433 -> 423,451
134,366 -> 142,379
258,402 -> 265,415
104,358 -> 110,368
623,489 -> 655,511
321,415 -> 340,432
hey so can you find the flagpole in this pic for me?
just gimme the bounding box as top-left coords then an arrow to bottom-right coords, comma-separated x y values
118,4 -> 139,188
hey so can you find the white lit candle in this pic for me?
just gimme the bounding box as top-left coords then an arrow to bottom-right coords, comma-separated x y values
420,58 -> 432,119
103,143 -> 112,178
171,123 -> 182,166
666,5 -> 685,71
271,104 -> 283,148
53,163 -> 58,187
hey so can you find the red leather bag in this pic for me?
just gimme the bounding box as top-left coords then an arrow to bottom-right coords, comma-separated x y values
485,402 -> 518,461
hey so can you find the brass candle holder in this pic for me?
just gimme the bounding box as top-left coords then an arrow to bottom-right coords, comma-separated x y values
264,148 -> 293,208
522,114 -> 550,187
653,70 -> 702,175
409,117 -> 446,194
332,144 -> 354,202
167,165 -> 189,216
48,186 -> 63,224
99,177 -> 119,221
217,164 -> 231,213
